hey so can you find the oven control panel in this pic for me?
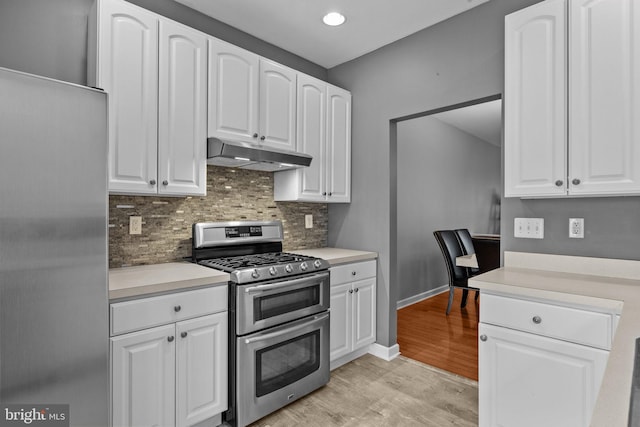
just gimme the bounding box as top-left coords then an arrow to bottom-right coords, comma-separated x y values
225,226 -> 263,239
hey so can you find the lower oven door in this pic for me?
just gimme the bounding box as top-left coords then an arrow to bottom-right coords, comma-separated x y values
236,271 -> 329,335
236,311 -> 330,427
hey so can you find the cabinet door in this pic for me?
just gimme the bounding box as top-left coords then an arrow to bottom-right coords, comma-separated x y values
326,86 -> 351,203
259,59 -> 297,151
176,313 -> 228,427
158,20 -> 207,196
296,75 -> 327,201
98,0 -> 158,194
352,277 -> 376,349
479,323 -> 608,427
208,39 -> 259,143
329,282 -> 352,361
111,324 -> 175,427
569,0 -> 640,195
504,0 -> 567,197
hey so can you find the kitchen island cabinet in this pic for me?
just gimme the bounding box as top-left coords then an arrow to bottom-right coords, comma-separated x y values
471,251 -> 640,427
89,0 -> 207,196
504,0 -> 640,197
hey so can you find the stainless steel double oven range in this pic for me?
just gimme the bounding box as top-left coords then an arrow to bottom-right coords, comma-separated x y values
192,220 -> 330,427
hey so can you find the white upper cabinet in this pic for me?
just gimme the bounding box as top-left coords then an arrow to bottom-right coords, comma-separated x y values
568,0 -> 640,195
158,19 -> 207,196
504,0 -> 640,197
209,40 -> 297,151
504,0 -> 567,197
208,39 -> 259,143
90,0 -> 207,196
91,0 -> 159,194
273,75 -> 351,203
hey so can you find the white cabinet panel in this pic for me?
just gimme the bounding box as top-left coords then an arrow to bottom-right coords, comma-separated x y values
329,282 -> 352,361
176,312 -> 228,427
97,0 -> 158,194
479,323 -> 608,427
158,20 -> 207,196
259,59 -> 297,151
569,0 -> 640,195
111,324 -> 175,427
352,278 -> 376,349
504,0 -> 566,197
297,75 -> 327,200
208,39 -> 259,142
327,86 -> 351,203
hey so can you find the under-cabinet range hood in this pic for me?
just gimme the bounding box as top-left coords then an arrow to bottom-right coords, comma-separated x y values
207,137 -> 312,172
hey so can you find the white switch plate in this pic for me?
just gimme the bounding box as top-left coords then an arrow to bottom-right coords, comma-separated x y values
129,216 -> 142,235
569,218 -> 584,238
514,218 -> 544,239
305,214 -> 313,229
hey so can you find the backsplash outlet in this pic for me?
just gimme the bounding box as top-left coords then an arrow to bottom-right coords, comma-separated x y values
108,166 -> 328,268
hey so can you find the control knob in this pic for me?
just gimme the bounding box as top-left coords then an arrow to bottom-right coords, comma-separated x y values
269,266 -> 278,276
300,262 -> 308,271
251,269 -> 260,279
285,264 -> 293,273
313,260 -> 323,269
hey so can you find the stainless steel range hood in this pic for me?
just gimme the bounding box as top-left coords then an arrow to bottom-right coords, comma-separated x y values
207,137 -> 312,172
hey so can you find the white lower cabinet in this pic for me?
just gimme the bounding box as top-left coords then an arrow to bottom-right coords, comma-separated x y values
479,292 -> 613,427
329,260 -> 376,369
110,287 -> 228,427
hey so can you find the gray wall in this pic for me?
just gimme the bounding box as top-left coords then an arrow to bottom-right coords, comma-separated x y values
326,0 -> 541,348
397,117 -> 500,303
0,0 -> 326,86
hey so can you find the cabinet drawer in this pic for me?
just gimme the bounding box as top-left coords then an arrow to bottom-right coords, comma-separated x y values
331,260 -> 376,285
480,293 -> 613,350
111,286 -> 228,336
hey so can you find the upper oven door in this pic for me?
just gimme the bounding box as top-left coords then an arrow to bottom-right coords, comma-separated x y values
236,271 -> 330,335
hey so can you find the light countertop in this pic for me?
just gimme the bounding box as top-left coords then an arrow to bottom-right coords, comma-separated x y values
109,262 -> 229,300
291,247 -> 378,265
470,251 -> 640,427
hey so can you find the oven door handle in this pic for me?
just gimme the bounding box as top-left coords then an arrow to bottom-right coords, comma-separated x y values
244,312 -> 329,344
244,272 -> 329,293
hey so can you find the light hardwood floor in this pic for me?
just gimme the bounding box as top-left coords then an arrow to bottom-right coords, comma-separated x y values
397,289 -> 480,381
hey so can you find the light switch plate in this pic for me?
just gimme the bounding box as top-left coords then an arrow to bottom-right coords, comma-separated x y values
305,214 -> 313,229
514,218 -> 544,239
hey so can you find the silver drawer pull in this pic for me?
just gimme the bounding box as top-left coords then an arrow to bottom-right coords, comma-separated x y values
480,334 -> 487,342
174,305 -> 181,312
532,315 -> 542,324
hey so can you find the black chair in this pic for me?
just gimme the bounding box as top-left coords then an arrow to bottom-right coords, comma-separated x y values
455,228 -> 481,304
433,230 -> 479,315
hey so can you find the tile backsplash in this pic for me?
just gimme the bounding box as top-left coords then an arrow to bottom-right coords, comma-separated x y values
108,166 -> 328,268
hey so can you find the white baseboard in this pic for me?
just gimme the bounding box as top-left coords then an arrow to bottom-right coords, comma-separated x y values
396,285 -> 448,309
368,343 -> 400,362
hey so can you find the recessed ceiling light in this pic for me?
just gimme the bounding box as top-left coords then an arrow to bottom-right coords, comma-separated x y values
323,12 -> 346,26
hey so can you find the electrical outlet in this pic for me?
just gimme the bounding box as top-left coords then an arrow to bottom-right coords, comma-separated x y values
569,218 -> 584,238
305,214 -> 313,229
514,218 -> 544,239
129,216 -> 142,235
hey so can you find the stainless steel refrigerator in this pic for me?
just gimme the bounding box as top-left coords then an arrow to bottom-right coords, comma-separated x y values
0,67 -> 108,426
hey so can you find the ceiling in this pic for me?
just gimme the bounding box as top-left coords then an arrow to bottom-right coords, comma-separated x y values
173,0 -> 491,68
434,100 -> 502,146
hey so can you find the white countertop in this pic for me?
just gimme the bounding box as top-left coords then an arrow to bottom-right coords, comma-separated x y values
109,262 -> 230,300
470,251 -> 640,427
291,247 -> 378,265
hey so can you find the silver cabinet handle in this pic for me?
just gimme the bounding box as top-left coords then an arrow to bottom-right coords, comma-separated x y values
174,305 -> 181,312
349,289 -> 354,294
322,192 -> 327,196
328,192 -> 332,196
480,334 -> 487,342
260,136 -> 266,141
162,180 -> 168,186
150,179 -> 156,185
555,180 -> 563,187
532,316 -> 542,324
181,332 -> 188,338
253,133 -> 258,138
355,288 -> 359,293
167,336 -> 174,342
351,271 -> 356,276
572,178 -> 581,185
